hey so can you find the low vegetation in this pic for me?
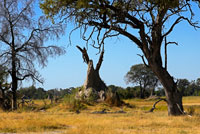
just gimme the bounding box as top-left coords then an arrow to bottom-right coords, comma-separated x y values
0,96 -> 200,134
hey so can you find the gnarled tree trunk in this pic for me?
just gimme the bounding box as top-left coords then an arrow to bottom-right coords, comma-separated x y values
84,60 -> 107,91
146,51 -> 183,115
151,65 -> 183,115
76,46 -> 107,101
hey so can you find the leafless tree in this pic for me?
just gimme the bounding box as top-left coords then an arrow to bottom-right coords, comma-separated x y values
76,45 -> 107,92
0,0 -> 65,110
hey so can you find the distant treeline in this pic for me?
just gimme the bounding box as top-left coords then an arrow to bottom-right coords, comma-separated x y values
18,86 -> 73,100
18,78 -> 200,100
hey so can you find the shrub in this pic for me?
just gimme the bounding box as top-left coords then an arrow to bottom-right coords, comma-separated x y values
105,88 -> 123,107
187,106 -> 195,115
63,87 -> 87,112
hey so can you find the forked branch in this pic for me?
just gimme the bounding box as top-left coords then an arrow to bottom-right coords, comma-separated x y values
96,48 -> 104,71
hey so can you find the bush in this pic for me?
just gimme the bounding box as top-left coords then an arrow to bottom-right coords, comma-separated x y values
187,106 -> 195,115
105,88 -> 123,107
63,87 -> 87,112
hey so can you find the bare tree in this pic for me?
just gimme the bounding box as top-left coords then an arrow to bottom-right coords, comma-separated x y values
0,0 -> 65,110
76,45 -> 107,100
40,0 -> 200,115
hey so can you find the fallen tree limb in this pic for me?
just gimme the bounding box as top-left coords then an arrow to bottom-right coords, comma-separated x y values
148,98 -> 167,112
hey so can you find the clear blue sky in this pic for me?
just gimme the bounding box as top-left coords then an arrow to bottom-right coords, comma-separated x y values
27,2 -> 200,90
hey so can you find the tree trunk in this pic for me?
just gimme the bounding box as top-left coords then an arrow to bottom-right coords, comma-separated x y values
12,87 -> 17,110
77,46 -> 107,91
11,75 -> 18,110
139,86 -> 145,99
11,55 -> 18,110
150,63 -> 183,115
84,60 -> 107,91
76,46 -> 107,101
150,88 -> 155,97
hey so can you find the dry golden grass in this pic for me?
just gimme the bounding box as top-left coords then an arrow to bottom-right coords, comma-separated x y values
0,96 -> 200,134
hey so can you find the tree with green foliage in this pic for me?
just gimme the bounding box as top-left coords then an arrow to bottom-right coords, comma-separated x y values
40,0 -> 200,115
177,78 -> 200,96
196,78 -> 200,86
177,79 -> 190,96
125,64 -> 158,99
0,65 -> 12,110
19,86 -> 47,99
0,0 -> 65,110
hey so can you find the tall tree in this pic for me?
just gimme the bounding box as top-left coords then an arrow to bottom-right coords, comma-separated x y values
0,0 -> 65,110
177,79 -> 190,96
196,78 -> 200,86
125,64 -> 158,98
40,0 -> 200,115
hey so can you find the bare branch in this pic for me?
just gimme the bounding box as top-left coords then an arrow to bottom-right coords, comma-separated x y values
88,21 -> 143,47
17,74 -> 43,84
76,45 -> 90,64
96,47 -> 104,71
149,98 -> 167,112
163,16 -> 200,37
137,54 -> 149,68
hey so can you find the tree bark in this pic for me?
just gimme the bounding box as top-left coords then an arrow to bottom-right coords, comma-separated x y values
84,60 -> 107,91
77,46 -> 107,92
149,62 -> 183,115
139,85 -> 145,99
140,20 -> 184,115
11,53 -> 18,110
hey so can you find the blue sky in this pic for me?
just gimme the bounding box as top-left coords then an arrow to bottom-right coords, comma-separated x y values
28,2 -> 200,90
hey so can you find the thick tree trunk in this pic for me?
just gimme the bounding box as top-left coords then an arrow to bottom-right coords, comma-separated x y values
150,63 -> 183,115
11,77 -> 18,110
76,46 -> 107,101
84,60 -> 107,91
12,87 -> 17,110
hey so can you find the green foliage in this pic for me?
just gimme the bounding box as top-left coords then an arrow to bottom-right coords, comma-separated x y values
187,106 -> 195,115
177,78 -> 200,96
125,64 -> 158,85
105,87 -> 123,107
18,86 -> 71,100
155,88 -> 165,96
86,91 -> 99,103
143,0 -> 180,8
63,87 -> 87,112
18,86 -> 46,99
125,64 -> 159,98
0,65 -> 12,111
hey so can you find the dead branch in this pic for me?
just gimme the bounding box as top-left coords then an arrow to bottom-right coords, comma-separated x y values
76,45 -> 90,64
164,37 -> 178,70
137,54 -> 149,68
164,37 -> 167,70
149,98 -> 167,112
95,48 -> 104,71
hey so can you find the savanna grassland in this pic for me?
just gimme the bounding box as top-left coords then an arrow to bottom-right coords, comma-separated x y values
0,97 -> 200,134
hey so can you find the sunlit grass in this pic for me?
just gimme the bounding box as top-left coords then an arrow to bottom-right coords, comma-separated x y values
0,96 -> 200,134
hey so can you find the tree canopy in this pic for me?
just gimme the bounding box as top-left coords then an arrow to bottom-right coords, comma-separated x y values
125,64 -> 159,98
40,0 -> 200,115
